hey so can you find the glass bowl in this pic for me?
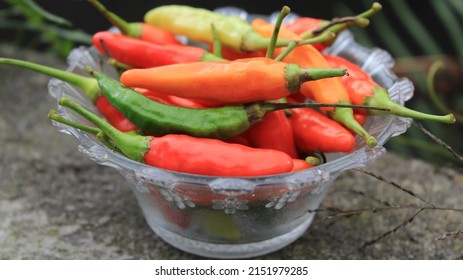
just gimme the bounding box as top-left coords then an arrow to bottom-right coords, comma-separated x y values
47,10 -> 413,259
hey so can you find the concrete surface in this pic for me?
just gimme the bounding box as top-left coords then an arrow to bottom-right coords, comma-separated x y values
1,45 -> 462,259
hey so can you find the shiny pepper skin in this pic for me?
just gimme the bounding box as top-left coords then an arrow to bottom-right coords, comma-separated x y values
323,54 -> 456,124
145,134 -> 294,176
290,107 -> 356,153
88,0 -> 182,45
323,54 -> 378,106
242,110 -> 298,158
92,31 -> 222,69
95,95 -> 139,132
59,98 -> 295,177
144,5 -> 293,52
120,57 -> 347,104
95,88 -> 209,132
251,19 -> 377,147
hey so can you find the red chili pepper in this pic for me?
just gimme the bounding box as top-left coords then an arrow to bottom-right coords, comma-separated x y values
289,105 -> 356,153
324,55 -> 456,123
354,112 -> 367,127
251,19 -> 377,147
88,0 -> 181,45
95,95 -> 139,132
241,110 -> 298,158
59,97 -> 295,177
92,31 -> 223,68
290,158 -> 315,172
120,57 -> 347,104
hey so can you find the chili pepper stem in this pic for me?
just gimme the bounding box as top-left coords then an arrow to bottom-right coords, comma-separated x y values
300,2 -> 382,40
365,87 -> 456,124
108,58 -> 133,70
241,30 -> 295,52
206,23 -> 227,61
48,109 -> 119,150
210,23 -> 223,58
248,101 -> 389,126
275,31 -> 336,61
0,57 -> 100,102
305,156 -> 321,166
309,152 -> 326,165
331,106 -> 377,147
88,0 -> 141,37
266,6 -> 291,59
310,17 -> 370,38
257,101 -> 390,114
48,109 -> 101,135
59,97 -> 151,162
285,65 -> 348,92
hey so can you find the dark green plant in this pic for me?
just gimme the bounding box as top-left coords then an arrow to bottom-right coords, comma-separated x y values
334,0 -> 463,167
0,0 -> 91,58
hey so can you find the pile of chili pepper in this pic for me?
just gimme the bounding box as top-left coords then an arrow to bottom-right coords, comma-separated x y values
2,1 -> 456,177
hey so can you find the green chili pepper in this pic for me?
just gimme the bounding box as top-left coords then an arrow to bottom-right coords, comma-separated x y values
144,5 -> 295,52
88,68 -> 389,140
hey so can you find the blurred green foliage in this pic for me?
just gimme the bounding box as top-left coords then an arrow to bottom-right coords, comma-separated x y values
337,0 -> 463,168
0,0 -> 91,58
1,0 -> 462,168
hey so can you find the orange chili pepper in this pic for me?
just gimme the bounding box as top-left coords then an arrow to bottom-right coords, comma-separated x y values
251,18 -> 377,147
120,57 -> 347,104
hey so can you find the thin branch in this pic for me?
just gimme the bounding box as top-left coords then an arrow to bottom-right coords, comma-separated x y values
435,228 -> 463,241
413,121 -> 463,162
361,209 -> 424,248
354,168 -> 435,207
310,205 -> 463,224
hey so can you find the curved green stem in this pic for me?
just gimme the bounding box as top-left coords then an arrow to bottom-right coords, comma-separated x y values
0,57 -> 100,102
331,106 -> 377,147
210,23 -> 222,58
87,0 -> 141,37
275,31 -> 336,61
285,65 -> 348,92
301,2 -> 382,41
365,87 -> 456,124
266,5 -> 291,59
58,97 -> 151,162
48,109 -> 101,135
262,101 -> 390,113
48,109 -> 116,150
310,17 -> 370,37
305,155 -> 322,166
427,61 -> 463,123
